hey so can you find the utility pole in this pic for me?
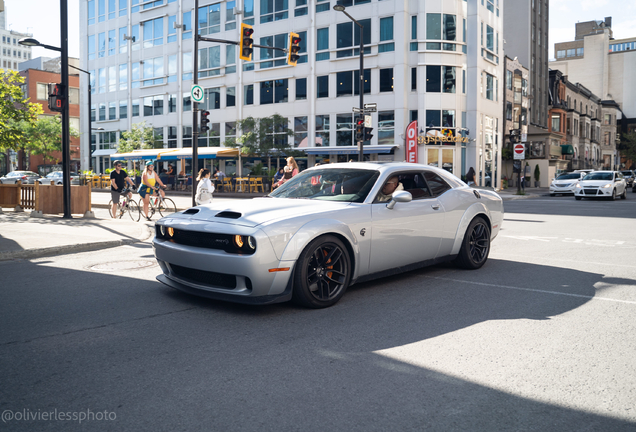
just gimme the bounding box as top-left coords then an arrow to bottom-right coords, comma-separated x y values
60,0 -> 71,218
191,0 -> 200,208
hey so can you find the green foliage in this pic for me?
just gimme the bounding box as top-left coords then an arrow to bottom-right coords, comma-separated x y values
534,164 -> 540,181
620,131 -> 636,167
249,162 -> 265,175
18,115 -> 79,164
223,114 -> 294,160
501,147 -> 513,161
0,69 -> 42,152
118,122 -> 156,153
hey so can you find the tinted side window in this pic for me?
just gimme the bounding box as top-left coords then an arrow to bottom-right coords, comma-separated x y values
402,172 -> 432,199
424,171 -> 451,197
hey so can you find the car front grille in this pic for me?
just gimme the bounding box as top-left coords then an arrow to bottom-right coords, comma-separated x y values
583,188 -> 598,195
555,183 -> 569,188
155,226 -> 255,255
169,263 -> 237,289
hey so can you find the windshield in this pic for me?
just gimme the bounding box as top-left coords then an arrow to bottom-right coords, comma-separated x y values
269,168 -> 379,202
583,172 -> 613,181
621,171 -> 632,176
556,173 -> 581,180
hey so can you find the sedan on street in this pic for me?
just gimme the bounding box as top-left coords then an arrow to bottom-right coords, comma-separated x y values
620,170 -> 635,188
0,171 -> 41,184
153,162 -> 504,308
44,171 -> 80,185
549,171 -> 586,196
574,171 -> 627,200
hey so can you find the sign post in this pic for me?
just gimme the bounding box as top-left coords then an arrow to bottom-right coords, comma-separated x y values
513,143 -> 525,193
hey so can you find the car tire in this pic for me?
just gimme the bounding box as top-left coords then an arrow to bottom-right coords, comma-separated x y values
292,235 -> 351,308
454,217 -> 490,270
575,196 -> 582,200
610,189 -> 616,201
621,189 -> 627,200
550,193 -> 555,197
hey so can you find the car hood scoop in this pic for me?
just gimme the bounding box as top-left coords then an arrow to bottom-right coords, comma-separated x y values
180,198 -> 351,227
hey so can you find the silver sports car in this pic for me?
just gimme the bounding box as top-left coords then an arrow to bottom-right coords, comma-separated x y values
153,162 -> 504,308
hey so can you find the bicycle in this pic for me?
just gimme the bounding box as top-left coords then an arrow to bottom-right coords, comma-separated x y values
139,186 -> 177,220
108,187 -> 141,221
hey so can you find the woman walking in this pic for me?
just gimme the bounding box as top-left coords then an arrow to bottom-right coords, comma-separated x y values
195,168 -> 215,205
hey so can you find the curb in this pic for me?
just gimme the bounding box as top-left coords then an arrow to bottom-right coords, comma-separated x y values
0,223 -> 154,262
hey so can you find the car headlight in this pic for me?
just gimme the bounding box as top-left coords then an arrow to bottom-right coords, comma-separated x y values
575,183 -> 582,189
160,225 -> 166,236
602,183 -> 612,189
233,235 -> 256,251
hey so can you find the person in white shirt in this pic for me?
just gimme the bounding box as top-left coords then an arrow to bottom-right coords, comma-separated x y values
195,168 -> 215,205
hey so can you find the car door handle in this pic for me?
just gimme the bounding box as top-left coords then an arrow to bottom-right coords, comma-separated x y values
431,204 -> 440,210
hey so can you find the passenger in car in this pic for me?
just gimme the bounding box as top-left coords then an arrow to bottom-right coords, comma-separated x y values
376,175 -> 404,202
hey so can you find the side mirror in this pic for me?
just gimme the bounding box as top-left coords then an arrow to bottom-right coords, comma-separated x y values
386,190 -> 412,209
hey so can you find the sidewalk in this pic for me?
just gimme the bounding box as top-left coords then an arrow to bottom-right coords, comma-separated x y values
0,211 -> 153,261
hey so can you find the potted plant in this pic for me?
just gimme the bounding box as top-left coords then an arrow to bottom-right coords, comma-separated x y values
534,165 -> 541,187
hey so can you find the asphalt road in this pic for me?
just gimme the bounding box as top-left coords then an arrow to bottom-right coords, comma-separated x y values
1,197 -> 636,431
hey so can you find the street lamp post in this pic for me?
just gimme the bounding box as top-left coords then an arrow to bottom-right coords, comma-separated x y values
333,4 -> 364,162
68,64 -> 93,173
19,1 -> 71,218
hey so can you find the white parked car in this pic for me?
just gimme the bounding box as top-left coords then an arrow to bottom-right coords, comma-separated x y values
549,172 -> 586,196
574,171 -> 627,200
44,171 -> 80,185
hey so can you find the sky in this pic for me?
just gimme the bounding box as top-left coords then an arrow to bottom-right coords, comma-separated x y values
3,0 -> 636,62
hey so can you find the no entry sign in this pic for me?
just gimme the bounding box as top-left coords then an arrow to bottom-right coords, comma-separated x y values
513,143 -> 525,160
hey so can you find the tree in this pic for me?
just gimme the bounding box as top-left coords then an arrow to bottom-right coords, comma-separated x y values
117,122 -> 157,154
223,114 -> 296,169
619,131 -> 636,169
19,115 -> 79,165
0,70 -> 42,153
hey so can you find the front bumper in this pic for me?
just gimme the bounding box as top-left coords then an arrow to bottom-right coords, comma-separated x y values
549,184 -> 576,194
152,221 -> 296,304
574,186 -> 614,197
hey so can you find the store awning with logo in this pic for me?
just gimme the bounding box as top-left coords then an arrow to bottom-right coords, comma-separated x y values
157,147 -> 240,160
302,145 -> 398,155
561,144 -> 575,155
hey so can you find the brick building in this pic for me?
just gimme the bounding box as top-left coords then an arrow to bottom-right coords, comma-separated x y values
18,68 -> 81,174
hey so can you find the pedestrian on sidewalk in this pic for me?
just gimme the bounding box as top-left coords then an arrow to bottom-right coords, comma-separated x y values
110,161 -> 136,218
466,167 -> 476,186
520,173 -> 525,191
195,169 -> 215,205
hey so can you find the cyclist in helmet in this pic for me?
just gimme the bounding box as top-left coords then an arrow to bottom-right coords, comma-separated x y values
139,160 -> 167,220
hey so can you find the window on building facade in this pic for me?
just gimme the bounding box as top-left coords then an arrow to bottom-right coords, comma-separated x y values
227,87 -> 236,107
294,116 -> 308,147
317,75 -> 329,98
378,111 -> 394,145
426,14 -> 456,51
143,0 -> 164,10
379,17 -> 394,52
143,17 -> 164,48
132,99 -> 140,117
410,16 -> 418,51
296,78 -> 307,100
205,87 -> 221,110
295,0 -> 308,17
182,52 -> 192,80
316,28 -> 329,61
183,11 -> 192,39
98,0 -> 105,22
88,0 -> 96,25
199,45 -> 221,77
98,32 -> 106,57
109,101 -> 117,120
316,114 -> 330,146
260,33 -> 287,69
411,68 -> 417,91
380,68 -> 393,92
316,0 -> 329,13
261,0 -> 288,23
99,102 -> 106,121
143,57 -> 164,86
336,113 -> 354,146
199,3 -> 221,35
167,127 -> 177,148
225,1 -> 237,30
120,100 -> 128,119
131,62 -> 140,88
244,84 -> 253,105
336,20 -> 371,58
144,95 -> 164,116
108,65 -> 117,92
506,102 -> 513,121
99,68 -> 106,93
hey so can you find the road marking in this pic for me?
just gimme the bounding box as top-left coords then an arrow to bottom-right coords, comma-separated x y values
501,235 -> 633,248
426,276 -> 636,305
502,235 -> 558,242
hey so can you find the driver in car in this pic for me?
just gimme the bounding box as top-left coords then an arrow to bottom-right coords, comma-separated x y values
376,175 -> 404,202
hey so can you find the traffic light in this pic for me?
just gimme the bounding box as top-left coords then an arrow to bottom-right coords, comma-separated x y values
355,116 -> 364,142
363,126 -> 374,142
239,23 -> 254,61
200,110 -> 210,133
287,32 -> 301,66
47,83 -> 66,112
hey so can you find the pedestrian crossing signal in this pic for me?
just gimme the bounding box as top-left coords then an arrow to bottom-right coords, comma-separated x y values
47,83 -> 66,112
287,32 -> 301,66
239,23 -> 254,61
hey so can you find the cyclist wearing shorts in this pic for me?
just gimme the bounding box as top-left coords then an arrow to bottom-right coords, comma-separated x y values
110,161 -> 136,219
139,160 -> 167,220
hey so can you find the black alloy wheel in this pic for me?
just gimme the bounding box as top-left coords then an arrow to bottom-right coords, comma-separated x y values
455,217 -> 491,270
293,235 -> 351,308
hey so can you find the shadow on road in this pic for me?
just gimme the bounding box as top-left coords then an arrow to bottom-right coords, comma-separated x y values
1,258 -> 635,431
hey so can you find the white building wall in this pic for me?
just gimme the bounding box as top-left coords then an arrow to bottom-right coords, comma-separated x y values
80,0 -> 503,182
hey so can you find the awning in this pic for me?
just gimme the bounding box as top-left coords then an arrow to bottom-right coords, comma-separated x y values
91,149 -> 118,157
561,144 -> 574,155
157,147 -> 240,160
302,145 -> 398,155
111,149 -> 179,161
